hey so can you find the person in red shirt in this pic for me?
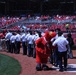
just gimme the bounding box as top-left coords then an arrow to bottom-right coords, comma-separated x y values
35,31 -> 56,71
0,33 -> 4,39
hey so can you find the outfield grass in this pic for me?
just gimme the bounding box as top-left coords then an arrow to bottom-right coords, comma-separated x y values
0,54 -> 21,75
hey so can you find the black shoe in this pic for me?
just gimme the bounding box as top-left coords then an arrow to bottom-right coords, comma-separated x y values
36,66 -> 42,71
59,69 -> 63,72
64,68 -> 67,71
54,64 -> 58,67
27,55 -> 31,57
42,65 -> 49,70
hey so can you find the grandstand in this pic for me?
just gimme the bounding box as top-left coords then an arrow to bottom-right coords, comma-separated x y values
0,15 -> 76,45
0,0 -> 76,45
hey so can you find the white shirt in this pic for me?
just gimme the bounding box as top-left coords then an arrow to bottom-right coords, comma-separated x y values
27,34 -> 33,44
25,33 -> 30,40
32,34 -> 36,41
5,32 -> 12,40
34,35 -> 39,41
21,33 -> 27,42
33,34 -> 39,41
10,35 -> 16,43
15,34 -> 21,42
52,36 -> 69,52
51,34 -> 65,42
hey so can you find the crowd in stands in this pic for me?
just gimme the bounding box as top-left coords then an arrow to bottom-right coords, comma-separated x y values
0,16 -> 25,28
0,15 -> 76,29
0,15 -> 75,32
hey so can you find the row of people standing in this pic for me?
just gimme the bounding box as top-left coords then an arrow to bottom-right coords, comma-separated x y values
5,31 -> 21,54
5,30 -> 41,57
21,30 -> 41,57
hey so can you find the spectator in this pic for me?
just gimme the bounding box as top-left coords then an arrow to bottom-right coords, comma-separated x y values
21,31 -> 27,55
10,32 -> 16,53
15,32 -> 21,54
52,31 -> 69,72
27,31 -> 34,57
67,33 -> 74,59
5,31 -> 12,52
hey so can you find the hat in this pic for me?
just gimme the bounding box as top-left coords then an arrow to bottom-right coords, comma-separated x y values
44,31 -> 56,41
49,31 -> 56,38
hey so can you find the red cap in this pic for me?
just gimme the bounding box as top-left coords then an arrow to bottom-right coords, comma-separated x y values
49,32 -> 56,38
44,31 -> 56,41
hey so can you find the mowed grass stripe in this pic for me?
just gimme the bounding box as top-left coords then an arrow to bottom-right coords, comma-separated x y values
0,54 -> 21,75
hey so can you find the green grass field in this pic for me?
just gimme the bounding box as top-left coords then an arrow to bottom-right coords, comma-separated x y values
0,54 -> 21,75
